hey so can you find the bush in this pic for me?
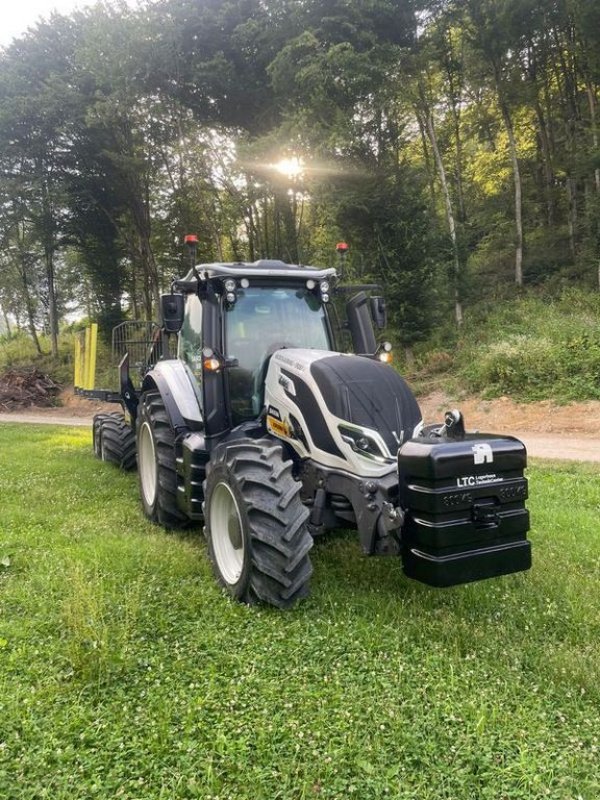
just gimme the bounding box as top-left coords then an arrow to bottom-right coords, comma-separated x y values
0,331 -> 76,386
461,335 -> 599,400
414,288 -> 600,402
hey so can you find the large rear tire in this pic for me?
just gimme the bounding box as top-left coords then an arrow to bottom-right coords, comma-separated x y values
136,391 -> 188,529
93,412 -> 136,470
204,438 -> 313,609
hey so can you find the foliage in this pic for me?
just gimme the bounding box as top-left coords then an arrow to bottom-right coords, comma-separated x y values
0,424 -> 599,798
413,288 -> 600,402
0,331 -> 75,386
1,0 -> 600,387
0,327 -> 113,389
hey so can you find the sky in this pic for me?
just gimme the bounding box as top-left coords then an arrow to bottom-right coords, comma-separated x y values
1,0 -> 102,47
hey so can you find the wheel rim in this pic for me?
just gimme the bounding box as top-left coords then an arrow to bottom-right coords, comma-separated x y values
139,421 -> 157,507
210,482 -> 245,585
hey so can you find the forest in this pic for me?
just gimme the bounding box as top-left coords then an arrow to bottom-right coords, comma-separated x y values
0,0 -> 599,359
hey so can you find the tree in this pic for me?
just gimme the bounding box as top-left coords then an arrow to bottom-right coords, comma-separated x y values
0,16 -> 78,354
462,0 -> 526,286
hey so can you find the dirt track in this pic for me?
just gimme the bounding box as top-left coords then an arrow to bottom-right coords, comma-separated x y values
1,390 -> 600,463
418,392 -> 600,462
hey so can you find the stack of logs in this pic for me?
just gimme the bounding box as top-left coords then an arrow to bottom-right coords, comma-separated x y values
0,368 -> 61,411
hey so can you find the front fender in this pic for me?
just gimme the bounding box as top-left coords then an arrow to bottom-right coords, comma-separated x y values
142,360 -> 203,432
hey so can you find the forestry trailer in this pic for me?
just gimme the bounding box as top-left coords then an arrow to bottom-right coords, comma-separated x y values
89,238 -> 531,608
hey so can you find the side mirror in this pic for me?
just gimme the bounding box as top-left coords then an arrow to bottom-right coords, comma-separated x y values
346,292 -> 377,355
369,296 -> 387,330
161,293 -> 185,334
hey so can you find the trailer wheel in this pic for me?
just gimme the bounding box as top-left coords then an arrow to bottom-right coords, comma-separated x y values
93,412 -> 136,470
92,413 -> 108,459
137,391 -> 188,529
204,438 -> 313,609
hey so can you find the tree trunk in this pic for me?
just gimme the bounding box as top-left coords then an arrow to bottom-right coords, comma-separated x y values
0,305 -> 11,336
421,105 -> 463,325
85,281 -> 92,322
417,115 -> 437,206
534,100 -> 556,225
44,244 -> 58,357
245,210 -> 256,262
214,228 -> 224,261
566,177 -> 577,259
586,84 -> 600,288
129,261 -> 138,320
246,201 -> 261,261
261,197 -> 270,258
141,230 -> 160,317
273,188 -> 298,264
551,23 -> 581,259
19,258 -> 42,355
452,108 -> 466,224
586,83 -> 600,193
493,65 -> 524,286
40,175 -> 59,357
141,248 -> 153,323
444,28 -> 466,224
273,195 -> 283,260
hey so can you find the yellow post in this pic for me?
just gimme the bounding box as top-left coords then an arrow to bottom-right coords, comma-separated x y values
74,336 -> 82,388
79,331 -> 86,388
88,323 -> 98,391
84,326 -> 92,390
73,327 -> 98,391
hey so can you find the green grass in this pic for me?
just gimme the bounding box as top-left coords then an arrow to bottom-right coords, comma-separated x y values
409,288 -> 600,402
1,424 -> 599,799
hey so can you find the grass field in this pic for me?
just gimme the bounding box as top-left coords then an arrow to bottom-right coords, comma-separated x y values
0,423 -> 599,800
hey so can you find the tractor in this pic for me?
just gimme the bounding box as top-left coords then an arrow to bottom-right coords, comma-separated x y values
90,238 -> 531,608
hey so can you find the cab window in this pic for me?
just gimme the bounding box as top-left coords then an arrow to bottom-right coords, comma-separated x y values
178,294 -> 203,380
226,286 -> 331,423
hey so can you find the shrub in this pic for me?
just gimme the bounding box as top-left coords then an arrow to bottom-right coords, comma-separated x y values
415,288 -> 600,402
0,330 -> 114,389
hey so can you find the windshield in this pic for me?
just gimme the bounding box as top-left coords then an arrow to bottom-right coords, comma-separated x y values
226,286 -> 331,423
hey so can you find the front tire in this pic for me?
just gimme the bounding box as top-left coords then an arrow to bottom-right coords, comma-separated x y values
204,438 -> 313,609
136,392 -> 188,528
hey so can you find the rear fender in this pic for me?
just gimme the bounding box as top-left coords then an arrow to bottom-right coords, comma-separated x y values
142,360 -> 203,433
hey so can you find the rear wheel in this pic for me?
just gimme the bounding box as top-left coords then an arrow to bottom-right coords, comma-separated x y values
136,391 -> 188,528
92,413 -> 108,459
204,438 -> 313,609
93,412 -> 136,470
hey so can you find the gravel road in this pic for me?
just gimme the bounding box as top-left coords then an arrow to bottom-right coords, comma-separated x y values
0,413 -> 92,427
1,412 -> 599,462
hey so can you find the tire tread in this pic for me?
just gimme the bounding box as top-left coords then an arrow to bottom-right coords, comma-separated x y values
93,412 -> 137,470
205,437 -> 313,609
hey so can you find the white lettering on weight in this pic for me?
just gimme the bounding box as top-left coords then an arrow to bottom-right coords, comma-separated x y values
456,474 -> 502,487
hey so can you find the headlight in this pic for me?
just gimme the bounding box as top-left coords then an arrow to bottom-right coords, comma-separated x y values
338,424 -> 392,463
224,279 -> 236,292
320,280 -> 330,293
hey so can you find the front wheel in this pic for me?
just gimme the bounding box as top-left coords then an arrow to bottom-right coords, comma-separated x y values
136,391 -> 188,529
204,438 -> 313,609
